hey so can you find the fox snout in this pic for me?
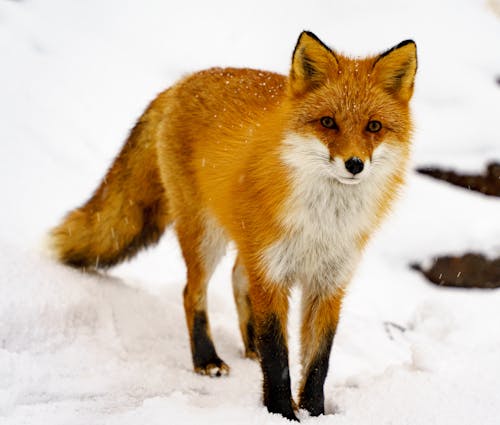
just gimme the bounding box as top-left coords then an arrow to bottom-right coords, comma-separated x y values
330,154 -> 371,185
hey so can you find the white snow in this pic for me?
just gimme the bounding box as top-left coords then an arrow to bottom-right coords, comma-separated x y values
1,0 -> 500,424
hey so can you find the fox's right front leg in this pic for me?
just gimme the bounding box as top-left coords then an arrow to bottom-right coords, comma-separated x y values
247,271 -> 298,422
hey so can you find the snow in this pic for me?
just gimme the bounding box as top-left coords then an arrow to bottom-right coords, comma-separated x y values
1,0 -> 500,424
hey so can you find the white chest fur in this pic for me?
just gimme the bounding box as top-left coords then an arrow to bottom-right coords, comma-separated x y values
260,134 -> 399,294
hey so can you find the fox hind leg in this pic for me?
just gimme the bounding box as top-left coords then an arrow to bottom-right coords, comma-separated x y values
231,256 -> 258,360
178,212 -> 229,377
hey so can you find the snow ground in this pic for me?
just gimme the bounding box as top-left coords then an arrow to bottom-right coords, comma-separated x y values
1,0 -> 500,424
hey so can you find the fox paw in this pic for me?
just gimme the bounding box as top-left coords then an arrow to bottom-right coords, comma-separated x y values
194,361 -> 230,377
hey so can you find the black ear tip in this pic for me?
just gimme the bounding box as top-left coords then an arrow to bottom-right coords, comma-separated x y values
377,39 -> 417,61
398,39 -> 416,48
303,30 -> 316,38
300,30 -> 321,43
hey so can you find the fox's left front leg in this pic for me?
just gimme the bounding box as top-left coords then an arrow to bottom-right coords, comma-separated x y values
298,287 -> 344,416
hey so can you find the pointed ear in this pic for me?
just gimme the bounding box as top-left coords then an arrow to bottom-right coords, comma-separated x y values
372,40 -> 417,102
289,31 -> 338,96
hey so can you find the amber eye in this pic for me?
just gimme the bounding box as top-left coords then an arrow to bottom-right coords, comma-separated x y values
366,120 -> 382,133
320,116 -> 338,130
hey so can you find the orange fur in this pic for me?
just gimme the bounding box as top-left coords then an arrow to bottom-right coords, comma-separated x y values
50,31 -> 417,420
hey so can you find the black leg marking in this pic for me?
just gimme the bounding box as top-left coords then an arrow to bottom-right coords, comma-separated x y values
299,331 -> 334,416
258,315 -> 298,421
192,311 -> 226,375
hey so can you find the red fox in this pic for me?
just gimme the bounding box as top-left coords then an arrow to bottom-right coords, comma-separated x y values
50,31 -> 417,420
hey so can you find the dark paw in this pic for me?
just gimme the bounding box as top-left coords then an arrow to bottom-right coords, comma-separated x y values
267,398 -> 299,422
299,397 -> 324,417
271,408 -> 299,422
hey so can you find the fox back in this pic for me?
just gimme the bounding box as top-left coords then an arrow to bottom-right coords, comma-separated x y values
50,31 -> 417,421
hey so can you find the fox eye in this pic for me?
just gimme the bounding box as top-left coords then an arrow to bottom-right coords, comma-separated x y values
366,120 -> 382,133
320,116 -> 338,129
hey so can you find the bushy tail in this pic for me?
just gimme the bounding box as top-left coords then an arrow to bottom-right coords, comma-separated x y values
50,101 -> 171,269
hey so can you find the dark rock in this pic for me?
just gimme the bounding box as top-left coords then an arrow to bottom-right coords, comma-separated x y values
416,162 -> 500,197
411,253 -> 500,289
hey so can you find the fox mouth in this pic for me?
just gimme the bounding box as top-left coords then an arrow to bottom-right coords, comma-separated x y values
336,176 -> 362,185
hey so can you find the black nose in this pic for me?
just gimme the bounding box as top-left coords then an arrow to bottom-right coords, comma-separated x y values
345,157 -> 364,175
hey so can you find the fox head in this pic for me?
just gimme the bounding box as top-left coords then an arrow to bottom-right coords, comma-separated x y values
284,31 -> 417,186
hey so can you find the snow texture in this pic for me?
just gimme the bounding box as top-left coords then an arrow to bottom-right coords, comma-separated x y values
1,0 -> 500,424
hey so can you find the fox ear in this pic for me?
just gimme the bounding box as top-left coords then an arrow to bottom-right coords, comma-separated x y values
372,40 -> 417,102
290,31 -> 338,96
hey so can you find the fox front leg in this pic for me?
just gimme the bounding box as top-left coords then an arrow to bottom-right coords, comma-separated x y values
298,288 -> 344,416
248,274 -> 298,421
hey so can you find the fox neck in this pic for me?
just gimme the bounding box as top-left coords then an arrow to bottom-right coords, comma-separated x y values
259,132 -> 407,292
